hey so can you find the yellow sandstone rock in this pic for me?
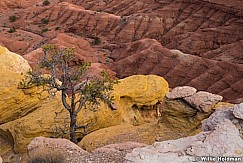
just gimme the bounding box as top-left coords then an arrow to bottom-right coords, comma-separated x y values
79,124 -> 157,152
111,75 -> 169,124
213,102 -> 234,109
79,75 -> 170,151
161,99 -> 211,132
0,46 -> 49,124
112,75 -> 169,107
0,94 -> 64,153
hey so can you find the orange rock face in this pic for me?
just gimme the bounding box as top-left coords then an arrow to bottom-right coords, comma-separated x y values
0,0 -> 242,102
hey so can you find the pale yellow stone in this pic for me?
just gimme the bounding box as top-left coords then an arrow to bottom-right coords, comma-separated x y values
213,102 -> 234,109
0,46 -> 49,124
0,94 -> 63,153
112,75 -> 169,107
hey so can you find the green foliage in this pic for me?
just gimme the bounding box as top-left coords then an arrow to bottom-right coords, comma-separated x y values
41,18 -> 49,24
18,71 -> 52,89
2,23 -> 7,27
9,15 -> 17,22
105,10 -> 114,14
41,28 -> 49,33
121,17 -> 128,24
92,36 -> 101,45
55,27 -> 60,31
88,35 -> 101,45
43,0 -> 50,6
105,58 -> 110,63
8,27 -> 16,33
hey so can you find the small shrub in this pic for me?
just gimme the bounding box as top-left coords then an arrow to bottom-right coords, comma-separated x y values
41,18 -> 49,24
105,58 -> 110,63
120,17 -> 128,24
41,28 -> 49,33
92,36 -> 101,45
105,10 -> 114,14
43,0 -> 50,6
9,15 -> 17,22
55,27 -> 60,31
8,27 -> 16,33
2,23 -> 7,27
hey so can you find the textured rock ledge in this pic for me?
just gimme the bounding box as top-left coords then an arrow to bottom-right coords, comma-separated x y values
125,103 -> 243,163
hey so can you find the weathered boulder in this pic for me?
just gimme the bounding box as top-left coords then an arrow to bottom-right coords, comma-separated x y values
125,120 -> 243,163
27,137 -> 88,163
79,124 -> 156,152
112,75 -> 169,107
184,91 -> 223,112
202,103 -> 243,138
0,46 -> 49,124
202,108 -> 235,132
110,74 -> 169,124
26,137 -> 147,163
166,86 -> 197,99
233,103 -> 243,120
185,120 -> 243,157
0,95 -> 63,153
161,99 -> 211,132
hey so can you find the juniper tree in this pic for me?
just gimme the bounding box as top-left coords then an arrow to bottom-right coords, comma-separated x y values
19,45 -> 117,143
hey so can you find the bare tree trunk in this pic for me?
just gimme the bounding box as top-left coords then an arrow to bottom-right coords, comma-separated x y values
70,113 -> 77,143
61,90 -> 77,143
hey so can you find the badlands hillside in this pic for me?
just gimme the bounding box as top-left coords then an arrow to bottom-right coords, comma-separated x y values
0,0 -> 242,162
0,0 -> 242,102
